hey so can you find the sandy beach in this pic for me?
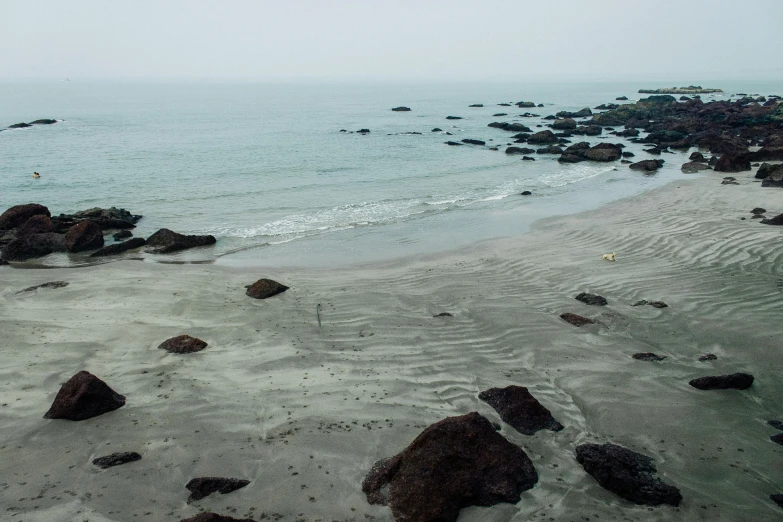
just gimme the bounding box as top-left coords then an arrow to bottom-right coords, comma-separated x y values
2,170 -> 782,521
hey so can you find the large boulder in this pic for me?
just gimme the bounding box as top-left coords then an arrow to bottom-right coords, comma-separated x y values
575,443 -> 682,506
246,278 -> 289,299
1,233 -> 66,261
713,154 -> 751,173
17,215 -> 53,236
689,373 -> 754,390
186,477 -> 251,503
527,130 -> 558,144
479,386 -> 563,435
362,412 -> 538,522
145,228 -> 216,254
629,159 -> 665,171
90,237 -> 146,257
44,371 -> 126,421
0,203 -> 50,230
65,221 -> 104,252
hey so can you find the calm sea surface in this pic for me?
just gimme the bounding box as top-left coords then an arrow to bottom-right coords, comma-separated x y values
1,80 -> 780,267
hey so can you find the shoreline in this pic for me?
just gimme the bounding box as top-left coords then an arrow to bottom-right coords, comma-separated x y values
1,169 -> 782,521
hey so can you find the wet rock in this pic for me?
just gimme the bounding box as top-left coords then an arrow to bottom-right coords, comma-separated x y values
92,452 -> 141,469
595,103 -> 619,110
358,128 -> 370,134
65,221 -> 104,252
113,230 -> 133,240
505,146 -> 535,155
714,154 -> 751,173
689,151 -> 706,162
629,159 -> 665,171
633,352 -> 667,361
9,122 -> 32,128
30,119 -> 57,125
552,118 -> 577,130
180,514 -> 256,522
446,116 -> 463,120
681,161 -> 710,173
362,412 -> 538,522
689,373 -> 754,390
1,232 -> 66,261
631,299 -> 668,308
556,108 -> 592,118
18,281 -> 69,293
146,228 -> 216,253
44,371 -> 126,421
616,128 -> 640,137
516,101 -> 535,108
751,207 -> 767,214
575,292 -> 607,306
158,335 -> 208,354
460,139 -> 484,146
468,104 -> 483,107
698,354 -> 718,362
522,156 -> 535,161
445,141 -> 463,146
65,207 -> 141,229
433,312 -> 453,317
771,433 -> 783,445
581,146 -> 621,162
771,494 -> 783,509
391,106 -> 411,112
560,313 -> 595,326
536,145 -> 564,154
767,420 -> 783,431
761,213 -> 783,225
246,278 -> 289,299
520,190 -> 532,195
186,477 -> 251,503
17,215 -> 53,236
0,203 -> 50,230
575,443 -> 682,506
527,130 -> 558,144
721,179 -> 740,185
616,96 -> 628,100
493,113 -> 508,117
90,237 -> 146,257
488,122 -> 533,133
431,128 -> 442,132
479,386 -> 563,435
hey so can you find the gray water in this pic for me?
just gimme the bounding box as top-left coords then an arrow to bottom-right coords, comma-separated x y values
1,80 -> 779,267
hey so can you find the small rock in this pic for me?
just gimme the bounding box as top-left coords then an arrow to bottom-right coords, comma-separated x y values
698,354 -> 718,362
246,278 -> 289,299
575,443 -> 682,506
180,515 -> 257,522
479,385 -> 563,435
446,116 -> 463,120
146,228 -> 216,254
461,139 -> 485,146
92,452 -> 142,469
468,104 -> 483,107
113,230 -> 133,240
158,335 -> 208,354
560,313 -> 594,326
750,207 -> 767,214
520,191 -> 532,196
629,159 -> 665,171
522,156 -> 535,161
689,373 -> 754,390
431,128 -> 442,132
433,312 -> 453,317
575,292 -> 607,306
44,371 -> 126,421
632,352 -> 666,362
186,477 -> 251,503
391,106 -> 411,112
632,300 -> 668,308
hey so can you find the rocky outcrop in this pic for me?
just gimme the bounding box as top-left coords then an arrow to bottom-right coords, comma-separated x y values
629,159 -> 665,171
479,386 -> 563,435
186,477 -> 251,503
1,232 -> 66,261
65,221 -> 104,252
575,443 -> 682,506
689,373 -> 754,390
93,452 -> 142,469
158,335 -> 208,354
44,371 -> 126,421
362,412 -> 538,522
575,292 -> 607,306
246,278 -> 289,299
526,130 -> 558,144
0,203 -> 50,230
146,228 -> 216,253
560,313 -> 594,326
90,237 -> 146,257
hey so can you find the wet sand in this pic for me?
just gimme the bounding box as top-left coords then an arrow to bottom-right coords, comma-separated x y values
1,170 -> 782,521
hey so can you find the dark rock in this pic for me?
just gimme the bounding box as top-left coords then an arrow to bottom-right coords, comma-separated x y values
616,128 -> 640,137
558,154 -> 583,163
391,107 -> 411,112
629,159 -> 665,171
180,514 -> 257,522
492,113 -> 508,117
446,116 -> 463,120
575,292 -> 607,306
527,130 -> 558,144
497,103 -> 512,107
431,128 -> 442,132
505,146 -> 535,155
30,119 -> 57,125
622,151 -> 635,157
689,373 -> 754,390
751,207 -> 767,214
771,433 -> 783,445
146,228 -> 216,254
361,412 -> 538,522
18,281 -> 69,293
44,371 -> 126,421
714,154 -> 751,173
767,420 -> 783,430
1,232 -> 66,261
522,156 -> 535,161
479,386 -> 563,435
560,313 -> 594,326
756,163 -> 783,179
595,103 -> 619,110
468,104 -> 483,107
708,155 -> 719,166
564,142 -> 590,153
681,161 -> 710,173
0,203 -> 50,229
461,139 -> 485,146
761,213 -> 783,225
488,122 -> 533,133
520,191 -> 532,196
90,237 -> 146,257
633,352 -> 667,362
9,122 -> 32,128
689,151 -> 706,162
66,207 -> 141,228
556,108 -> 592,118
445,141 -> 463,146
17,215 -> 53,236
92,452 -> 141,469
516,101 -> 535,108
632,300 -> 668,308
246,278 -> 289,299
358,128 -> 370,134
186,477 -> 251,503
581,146 -> 621,162
158,334 -> 208,354
536,145 -> 564,154
722,179 -> 740,185
113,230 -> 133,240
771,494 -> 783,509
575,443 -> 682,506
434,312 -> 453,317
698,354 -> 718,362
552,118 -> 577,130
616,96 -> 628,101
65,221 -> 104,252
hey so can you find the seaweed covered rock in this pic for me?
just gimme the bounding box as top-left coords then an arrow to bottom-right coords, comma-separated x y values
479,386 -> 563,435
186,477 -> 250,503
44,371 -> 126,421
362,412 -> 538,522
146,228 -> 216,254
246,278 -> 289,299
575,443 -> 682,506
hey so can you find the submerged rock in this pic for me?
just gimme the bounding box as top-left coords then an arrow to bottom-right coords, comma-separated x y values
560,313 -> 595,326
461,139 -> 485,146
689,373 -> 754,390
575,443 -> 682,506
186,477 -> 250,503
361,412 -> 538,522
44,371 -> 126,421
632,352 -> 667,361
433,312 -> 453,317
92,452 -> 142,469
246,278 -> 289,299
478,385 -> 563,435
146,228 -> 216,253
159,335 -> 208,354
632,300 -> 668,308
575,292 -> 607,306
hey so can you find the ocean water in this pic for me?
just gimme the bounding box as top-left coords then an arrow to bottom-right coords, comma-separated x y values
0,80 -> 779,268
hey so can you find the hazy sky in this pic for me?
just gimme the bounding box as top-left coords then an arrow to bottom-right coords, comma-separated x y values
2,0 -> 782,81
